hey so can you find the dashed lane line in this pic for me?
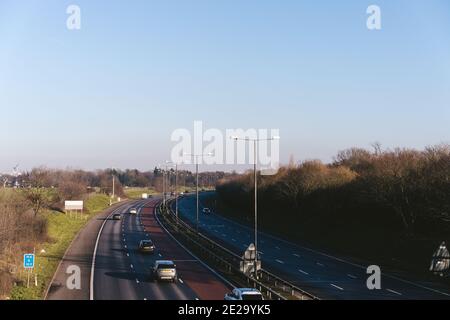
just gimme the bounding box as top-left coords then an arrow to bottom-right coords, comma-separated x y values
331,284 -> 344,291
299,269 -> 309,275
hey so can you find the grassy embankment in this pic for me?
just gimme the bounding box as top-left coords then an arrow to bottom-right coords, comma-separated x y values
123,186 -> 213,199
123,187 -> 158,199
9,193 -> 113,300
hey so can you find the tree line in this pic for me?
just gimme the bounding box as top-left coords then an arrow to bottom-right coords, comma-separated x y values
216,144 -> 450,270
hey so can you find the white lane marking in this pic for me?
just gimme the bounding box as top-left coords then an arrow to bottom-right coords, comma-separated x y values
275,246 -> 280,250
387,289 -> 402,296
179,278 -> 184,284
276,259 -> 284,264
130,264 -> 134,269
316,262 -> 325,267
293,254 -> 301,258
158,253 -> 162,257
298,269 -> 309,275
221,234 -> 226,237
136,279 -> 140,284
124,245 -> 127,249
347,274 -> 357,279
90,208 -> 118,300
232,239 -> 236,242
126,253 -> 130,257
331,284 -> 344,291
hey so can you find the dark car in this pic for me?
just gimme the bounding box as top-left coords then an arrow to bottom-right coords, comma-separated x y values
112,213 -> 122,220
139,240 -> 155,254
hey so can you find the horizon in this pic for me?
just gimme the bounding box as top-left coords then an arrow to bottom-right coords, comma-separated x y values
1,141 -> 448,175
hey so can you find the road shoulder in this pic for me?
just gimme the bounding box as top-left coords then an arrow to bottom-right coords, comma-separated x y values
46,201 -> 129,300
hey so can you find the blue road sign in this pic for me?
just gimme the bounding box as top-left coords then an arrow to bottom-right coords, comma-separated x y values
24,254 -> 35,269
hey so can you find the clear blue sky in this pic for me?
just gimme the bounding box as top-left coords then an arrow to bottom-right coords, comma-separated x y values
1,0 -> 449,172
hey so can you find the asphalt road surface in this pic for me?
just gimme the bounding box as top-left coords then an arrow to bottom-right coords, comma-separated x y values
47,197 -> 231,300
176,192 -> 450,300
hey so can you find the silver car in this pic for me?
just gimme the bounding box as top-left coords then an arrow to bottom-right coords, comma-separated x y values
224,288 -> 264,300
152,260 -> 178,282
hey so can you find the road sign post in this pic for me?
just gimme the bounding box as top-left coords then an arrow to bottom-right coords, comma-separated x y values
23,253 -> 35,288
430,241 -> 450,277
65,201 -> 84,219
240,243 -> 261,277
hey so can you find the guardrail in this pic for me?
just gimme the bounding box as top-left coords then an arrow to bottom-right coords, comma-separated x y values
157,200 -> 319,300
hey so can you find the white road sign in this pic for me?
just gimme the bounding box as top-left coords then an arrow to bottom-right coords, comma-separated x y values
65,200 -> 84,211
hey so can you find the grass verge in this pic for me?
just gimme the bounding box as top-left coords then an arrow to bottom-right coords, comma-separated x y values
9,193 -> 111,300
123,187 -> 157,199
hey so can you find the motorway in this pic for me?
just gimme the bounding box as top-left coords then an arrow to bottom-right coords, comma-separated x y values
177,192 -> 450,300
47,197 -> 231,300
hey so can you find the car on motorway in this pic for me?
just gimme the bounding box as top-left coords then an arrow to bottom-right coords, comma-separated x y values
202,207 -> 211,214
139,239 -> 155,254
224,288 -> 264,301
151,260 -> 178,282
129,208 -> 137,215
112,213 -> 122,220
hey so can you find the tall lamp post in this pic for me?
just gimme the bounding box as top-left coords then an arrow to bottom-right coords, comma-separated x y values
159,163 -> 171,209
183,152 -> 213,232
110,168 -> 116,206
161,166 -> 166,208
230,135 -> 280,278
163,161 -> 179,221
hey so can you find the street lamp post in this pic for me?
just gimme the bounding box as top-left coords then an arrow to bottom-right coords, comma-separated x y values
110,168 -> 115,206
162,167 -> 166,208
161,161 -> 179,217
231,135 -> 279,278
184,153 -> 213,232
158,164 -> 168,209
175,163 -> 179,223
